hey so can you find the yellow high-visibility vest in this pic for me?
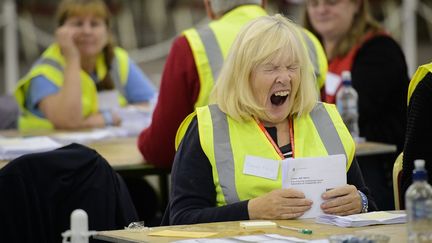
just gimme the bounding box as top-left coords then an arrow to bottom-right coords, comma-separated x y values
407,62 -> 432,104
15,44 -> 129,131
184,5 -> 327,109
176,103 -> 354,206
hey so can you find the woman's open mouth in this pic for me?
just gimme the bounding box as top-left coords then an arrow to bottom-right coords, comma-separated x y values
270,90 -> 289,106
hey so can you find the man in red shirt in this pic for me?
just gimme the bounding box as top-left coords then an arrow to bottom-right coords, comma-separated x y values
138,0 -> 267,168
138,0 -> 326,168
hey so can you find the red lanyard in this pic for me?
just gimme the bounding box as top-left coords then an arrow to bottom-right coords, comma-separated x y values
255,117 -> 295,159
289,118 -> 295,158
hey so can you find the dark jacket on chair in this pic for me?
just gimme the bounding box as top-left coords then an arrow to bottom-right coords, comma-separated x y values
0,143 -> 138,243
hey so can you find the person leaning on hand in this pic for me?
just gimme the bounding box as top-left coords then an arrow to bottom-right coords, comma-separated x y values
164,14 -> 376,225
14,0 -> 155,131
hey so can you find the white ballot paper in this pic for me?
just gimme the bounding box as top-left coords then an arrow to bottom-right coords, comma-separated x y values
282,154 -> 346,219
98,90 -> 120,111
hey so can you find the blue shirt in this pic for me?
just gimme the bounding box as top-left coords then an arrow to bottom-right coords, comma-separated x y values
26,58 -> 155,117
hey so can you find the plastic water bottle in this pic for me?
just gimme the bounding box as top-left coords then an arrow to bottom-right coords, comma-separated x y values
336,70 -> 359,139
405,159 -> 432,242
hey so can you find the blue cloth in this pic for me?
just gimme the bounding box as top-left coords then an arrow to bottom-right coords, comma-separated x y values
26,58 -> 155,117
125,60 -> 156,103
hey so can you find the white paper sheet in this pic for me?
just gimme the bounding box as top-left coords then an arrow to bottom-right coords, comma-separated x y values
98,90 -> 120,111
316,211 -> 407,227
282,154 -> 347,219
325,72 -> 342,96
0,136 -> 63,160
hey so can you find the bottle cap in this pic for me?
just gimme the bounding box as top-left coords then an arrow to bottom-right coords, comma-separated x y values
413,159 -> 427,181
341,70 -> 352,85
414,159 -> 425,169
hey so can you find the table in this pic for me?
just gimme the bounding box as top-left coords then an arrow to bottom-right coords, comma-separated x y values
85,137 -> 171,210
0,134 -> 396,166
0,132 -> 396,212
355,141 -> 397,157
94,219 -> 407,243
0,131 -> 171,210
0,130 -> 144,167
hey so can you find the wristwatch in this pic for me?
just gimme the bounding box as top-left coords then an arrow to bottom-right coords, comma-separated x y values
358,190 -> 368,213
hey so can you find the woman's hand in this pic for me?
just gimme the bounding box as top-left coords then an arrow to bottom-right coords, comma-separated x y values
111,111 -> 122,126
248,188 -> 312,219
321,185 -> 362,216
55,25 -> 80,61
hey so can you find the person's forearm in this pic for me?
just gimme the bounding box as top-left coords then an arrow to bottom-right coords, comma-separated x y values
42,57 -> 85,128
60,58 -> 83,115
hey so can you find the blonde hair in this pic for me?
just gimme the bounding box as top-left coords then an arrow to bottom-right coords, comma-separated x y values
56,0 -> 111,27
304,0 -> 382,59
56,0 -> 116,91
211,14 -> 318,122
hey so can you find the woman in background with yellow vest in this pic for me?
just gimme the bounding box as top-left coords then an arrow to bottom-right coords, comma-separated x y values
15,0 -> 155,131
163,14 -> 376,225
401,62 -> 432,208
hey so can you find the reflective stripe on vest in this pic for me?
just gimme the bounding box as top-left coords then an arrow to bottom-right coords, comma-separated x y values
208,103 -> 345,204
193,26 -> 325,103
301,31 -> 319,84
197,27 -> 224,83
209,105 -> 240,204
309,103 -> 345,156
184,5 -> 267,109
34,56 -> 125,97
33,58 -> 64,72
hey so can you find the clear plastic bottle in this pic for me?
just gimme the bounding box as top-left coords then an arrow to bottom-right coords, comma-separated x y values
405,159 -> 432,242
336,70 -> 359,139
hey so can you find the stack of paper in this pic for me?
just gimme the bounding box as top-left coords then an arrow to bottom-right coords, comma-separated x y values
315,211 -> 406,227
115,106 -> 152,136
50,129 -> 114,144
0,136 -> 63,160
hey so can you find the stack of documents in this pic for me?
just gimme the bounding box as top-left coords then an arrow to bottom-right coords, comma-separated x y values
315,211 -> 406,227
50,130 -> 114,144
115,106 -> 152,136
0,136 -> 63,160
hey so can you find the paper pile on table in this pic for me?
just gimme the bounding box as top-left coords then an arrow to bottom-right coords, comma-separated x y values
0,136 -> 62,160
315,211 -> 406,227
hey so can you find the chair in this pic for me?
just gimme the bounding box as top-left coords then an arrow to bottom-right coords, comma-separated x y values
393,152 -> 403,210
0,143 -> 138,243
0,95 -> 19,129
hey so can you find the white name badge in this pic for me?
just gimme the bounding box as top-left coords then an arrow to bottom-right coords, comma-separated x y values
243,155 -> 280,180
325,72 -> 342,96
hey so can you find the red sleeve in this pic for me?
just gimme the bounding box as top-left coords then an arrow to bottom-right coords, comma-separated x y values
137,36 -> 200,168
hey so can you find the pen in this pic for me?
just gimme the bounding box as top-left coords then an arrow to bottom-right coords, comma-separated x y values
278,225 -> 313,235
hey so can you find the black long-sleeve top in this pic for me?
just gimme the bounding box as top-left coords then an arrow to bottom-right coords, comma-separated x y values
164,117 -> 377,225
401,72 -> 432,208
352,35 -> 409,152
